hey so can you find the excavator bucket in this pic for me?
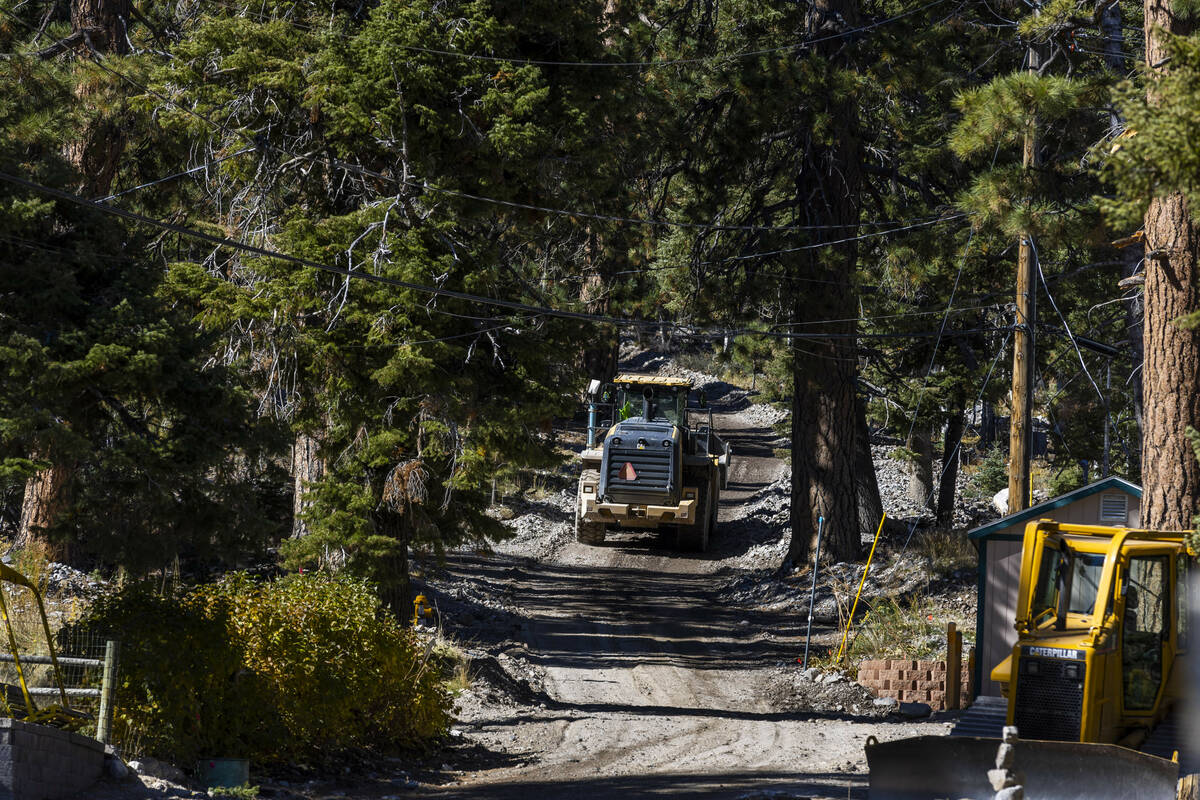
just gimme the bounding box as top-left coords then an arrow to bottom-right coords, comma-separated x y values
865,735 -> 1179,800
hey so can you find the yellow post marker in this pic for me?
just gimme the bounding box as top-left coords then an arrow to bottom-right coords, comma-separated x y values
836,512 -> 887,664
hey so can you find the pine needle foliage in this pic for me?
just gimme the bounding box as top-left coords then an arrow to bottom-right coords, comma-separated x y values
1102,33 -> 1200,230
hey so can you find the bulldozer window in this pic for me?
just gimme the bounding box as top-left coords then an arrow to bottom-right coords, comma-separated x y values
1067,553 -> 1105,614
1123,555 -> 1167,711
1032,547 -> 1065,622
1032,547 -> 1105,623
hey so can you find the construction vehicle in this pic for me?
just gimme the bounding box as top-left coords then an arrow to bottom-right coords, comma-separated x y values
866,520 -> 1195,799
575,374 -> 731,552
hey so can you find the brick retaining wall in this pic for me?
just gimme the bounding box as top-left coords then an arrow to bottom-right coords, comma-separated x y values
857,658 -> 972,711
0,718 -> 103,799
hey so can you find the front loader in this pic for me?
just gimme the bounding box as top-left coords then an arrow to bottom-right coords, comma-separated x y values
866,520 -> 1195,799
574,374 -> 731,552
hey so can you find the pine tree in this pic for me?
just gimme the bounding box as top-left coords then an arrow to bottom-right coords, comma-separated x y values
145,0 -> 645,610
0,13 -> 284,570
1103,15 -> 1200,529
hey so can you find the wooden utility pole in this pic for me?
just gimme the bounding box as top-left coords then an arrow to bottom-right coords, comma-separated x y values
1008,44 -> 1040,515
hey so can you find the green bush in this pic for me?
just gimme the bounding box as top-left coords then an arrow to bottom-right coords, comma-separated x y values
68,573 -> 449,766
971,447 -> 1009,495
1047,462 -> 1085,497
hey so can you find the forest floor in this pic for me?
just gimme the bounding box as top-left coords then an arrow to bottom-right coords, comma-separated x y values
78,360 -> 984,800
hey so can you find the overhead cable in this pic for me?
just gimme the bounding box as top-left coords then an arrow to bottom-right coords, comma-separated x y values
0,7 -> 962,239
0,167 -> 1007,343
96,147 -> 254,202
392,0 -> 952,68
1029,236 -> 1133,463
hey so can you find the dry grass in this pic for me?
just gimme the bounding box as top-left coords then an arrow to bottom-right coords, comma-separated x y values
831,594 -> 946,665
912,529 -> 978,578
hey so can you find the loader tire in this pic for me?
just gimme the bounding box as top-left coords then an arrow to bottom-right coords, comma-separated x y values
575,470 -> 606,545
676,477 -> 712,552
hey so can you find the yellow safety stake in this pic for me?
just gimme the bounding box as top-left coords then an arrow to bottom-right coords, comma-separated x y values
836,513 -> 887,664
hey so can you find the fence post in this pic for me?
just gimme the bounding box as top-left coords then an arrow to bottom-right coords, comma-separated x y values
946,622 -> 962,711
97,640 -> 119,745
966,644 -> 976,703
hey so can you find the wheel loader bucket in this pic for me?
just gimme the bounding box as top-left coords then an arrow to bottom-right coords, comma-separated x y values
865,735 -> 1179,800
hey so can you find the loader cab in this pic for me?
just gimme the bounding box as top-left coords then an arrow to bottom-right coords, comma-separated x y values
614,383 -> 687,426
998,521 -> 1191,744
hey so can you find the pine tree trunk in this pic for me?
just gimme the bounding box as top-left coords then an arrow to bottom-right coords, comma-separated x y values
1141,0 -> 1200,530
906,423 -> 934,509
1141,195 -> 1200,529
789,333 -> 861,565
65,0 -> 130,196
937,407 -> 965,528
19,0 -> 131,554
373,508 -> 411,617
784,0 -> 863,566
291,433 -> 324,538
15,457 -> 72,559
854,399 -> 884,539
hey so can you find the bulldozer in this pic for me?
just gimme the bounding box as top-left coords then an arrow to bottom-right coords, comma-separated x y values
574,374 -> 731,551
866,520 -> 1196,799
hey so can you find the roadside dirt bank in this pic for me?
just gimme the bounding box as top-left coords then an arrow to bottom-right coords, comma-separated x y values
405,392 -> 956,800
75,370 -> 967,800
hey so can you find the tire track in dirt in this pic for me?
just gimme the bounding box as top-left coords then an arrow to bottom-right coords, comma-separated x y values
425,408 -> 950,799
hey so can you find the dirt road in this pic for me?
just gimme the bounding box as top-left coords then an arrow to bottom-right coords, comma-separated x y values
421,403 -> 952,799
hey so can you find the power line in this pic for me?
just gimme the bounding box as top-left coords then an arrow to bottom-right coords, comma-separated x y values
0,167 -> 1010,343
0,7 -> 968,240
898,325 -> 1014,554
392,0 -> 951,68
97,147 -> 253,202
1029,236 -> 1133,464
902,227 -> 975,444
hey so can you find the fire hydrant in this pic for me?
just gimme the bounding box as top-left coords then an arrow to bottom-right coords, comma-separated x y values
412,594 -> 435,627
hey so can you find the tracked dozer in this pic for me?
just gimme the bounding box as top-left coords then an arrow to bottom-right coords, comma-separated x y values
575,374 -> 731,551
866,520 -> 1195,799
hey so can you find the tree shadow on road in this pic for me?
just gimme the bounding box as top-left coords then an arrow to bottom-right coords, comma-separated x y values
440,555 -> 821,673
416,769 -> 865,799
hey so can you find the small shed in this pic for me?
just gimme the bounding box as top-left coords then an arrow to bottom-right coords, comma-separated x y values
969,476 -> 1142,698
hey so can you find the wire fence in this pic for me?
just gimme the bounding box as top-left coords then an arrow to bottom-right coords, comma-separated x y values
0,581 -> 116,739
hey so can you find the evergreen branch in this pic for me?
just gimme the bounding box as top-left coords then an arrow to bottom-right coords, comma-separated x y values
33,27 -> 102,60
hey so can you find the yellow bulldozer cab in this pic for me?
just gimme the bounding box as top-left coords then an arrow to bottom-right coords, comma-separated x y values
867,521 -> 1196,799
1006,521 -> 1190,746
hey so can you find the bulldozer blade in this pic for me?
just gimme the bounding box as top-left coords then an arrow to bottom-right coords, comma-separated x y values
865,735 -> 1179,800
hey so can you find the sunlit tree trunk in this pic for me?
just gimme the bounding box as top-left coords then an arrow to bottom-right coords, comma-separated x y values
906,423 -> 934,509
291,434 -> 324,538
1141,0 -> 1200,530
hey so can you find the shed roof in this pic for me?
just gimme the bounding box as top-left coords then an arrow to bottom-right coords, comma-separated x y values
968,476 -> 1142,540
